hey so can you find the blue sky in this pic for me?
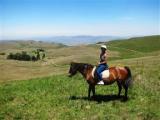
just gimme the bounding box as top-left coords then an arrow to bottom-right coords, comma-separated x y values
0,0 -> 159,39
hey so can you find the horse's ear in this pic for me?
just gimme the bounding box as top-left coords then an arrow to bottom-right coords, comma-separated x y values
71,61 -> 74,64
70,61 -> 75,66
71,61 -> 76,64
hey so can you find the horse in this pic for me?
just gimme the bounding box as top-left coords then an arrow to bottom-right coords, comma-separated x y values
68,62 -> 132,100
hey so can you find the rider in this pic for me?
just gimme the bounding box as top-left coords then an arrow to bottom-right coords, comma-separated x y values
96,45 -> 109,84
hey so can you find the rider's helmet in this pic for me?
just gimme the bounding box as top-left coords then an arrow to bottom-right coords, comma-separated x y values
101,45 -> 107,50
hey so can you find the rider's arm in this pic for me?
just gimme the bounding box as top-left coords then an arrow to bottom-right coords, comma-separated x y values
99,53 -> 107,64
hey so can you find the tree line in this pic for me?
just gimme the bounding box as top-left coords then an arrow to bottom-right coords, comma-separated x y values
7,49 -> 45,61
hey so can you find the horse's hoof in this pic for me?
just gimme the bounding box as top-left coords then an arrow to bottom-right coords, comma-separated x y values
91,95 -> 95,100
88,97 -> 91,100
117,95 -> 121,98
122,97 -> 128,102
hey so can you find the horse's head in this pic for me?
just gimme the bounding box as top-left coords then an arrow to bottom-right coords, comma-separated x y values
68,62 -> 78,77
68,62 -> 93,77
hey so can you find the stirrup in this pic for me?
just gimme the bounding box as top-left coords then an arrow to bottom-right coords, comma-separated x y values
97,80 -> 104,85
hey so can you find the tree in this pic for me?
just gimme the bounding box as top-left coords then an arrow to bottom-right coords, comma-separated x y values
36,51 -> 40,60
7,53 -> 13,59
42,53 -> 45,59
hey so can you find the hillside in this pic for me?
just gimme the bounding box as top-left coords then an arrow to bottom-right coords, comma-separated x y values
104,35 -> 160,60
107,35 -> 160,52
0,40 -> 66,52
0,35 -> 160,119
0,52 -> 159,120
0,35 -> 159,82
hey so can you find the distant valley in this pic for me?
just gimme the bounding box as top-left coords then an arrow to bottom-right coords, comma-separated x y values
0,35 -> 123,45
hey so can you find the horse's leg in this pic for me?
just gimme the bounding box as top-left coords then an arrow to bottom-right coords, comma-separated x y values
124,86 -> 128,99
91,85 -> 95,97
123,84 -> 128,100
88,85 -> 92,99
117,81 -> 122,97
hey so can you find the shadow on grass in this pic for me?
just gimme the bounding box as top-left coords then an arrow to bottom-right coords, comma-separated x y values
69,94 -> 128,103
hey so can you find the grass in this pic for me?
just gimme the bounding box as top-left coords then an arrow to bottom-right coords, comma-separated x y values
0,59 -> 68,82
0,55 -> 160,120
0,35 -> 160,119
106,35 -> 160,60
107,35 -> 160,53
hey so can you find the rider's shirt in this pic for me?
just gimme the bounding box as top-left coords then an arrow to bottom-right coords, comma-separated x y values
100,52 -> 107,64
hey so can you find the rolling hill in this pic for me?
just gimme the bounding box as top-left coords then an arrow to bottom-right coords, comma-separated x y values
0,35 -> 159,82
0,35 -> 160,119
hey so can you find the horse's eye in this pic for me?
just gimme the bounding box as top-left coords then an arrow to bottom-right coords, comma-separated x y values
84,65 -> 87,68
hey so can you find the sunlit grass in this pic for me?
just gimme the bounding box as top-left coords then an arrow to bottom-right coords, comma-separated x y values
0,55 -> 159,120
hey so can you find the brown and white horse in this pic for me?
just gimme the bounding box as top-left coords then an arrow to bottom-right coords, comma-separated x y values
68,62 -> 132,100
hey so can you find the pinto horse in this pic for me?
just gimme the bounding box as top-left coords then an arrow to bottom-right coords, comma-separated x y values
68,62 -> 132,100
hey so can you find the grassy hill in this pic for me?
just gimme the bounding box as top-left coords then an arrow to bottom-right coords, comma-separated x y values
107,35 -> 160,52
0,35 -> 159,82
0,35 -> 160,119
103,35 -> 160,60
0,40 -> 65,53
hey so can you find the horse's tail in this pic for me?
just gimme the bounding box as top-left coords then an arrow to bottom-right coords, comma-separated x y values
124,66 -> 133,88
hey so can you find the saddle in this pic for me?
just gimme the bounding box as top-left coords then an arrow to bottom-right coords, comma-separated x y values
92,66 -> 110,80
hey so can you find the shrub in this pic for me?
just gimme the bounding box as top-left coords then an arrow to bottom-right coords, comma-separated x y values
31,56 -> 37,61
7,53 -> 13,59
7,49 -> 46,61
42,53 -> 45,59
37,48 -> 45,52
36,51 -> 40,60
16,53 -> 22,60
0,52 -> 5,55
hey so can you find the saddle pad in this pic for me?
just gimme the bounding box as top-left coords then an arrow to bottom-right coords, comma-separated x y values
101,70 -> 109,79
92,67 -> 110,79
91,67 -> 96,78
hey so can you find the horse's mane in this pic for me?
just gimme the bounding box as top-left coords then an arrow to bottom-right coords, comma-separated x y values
80,63 -> 94,67
72,62 -> 94,68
